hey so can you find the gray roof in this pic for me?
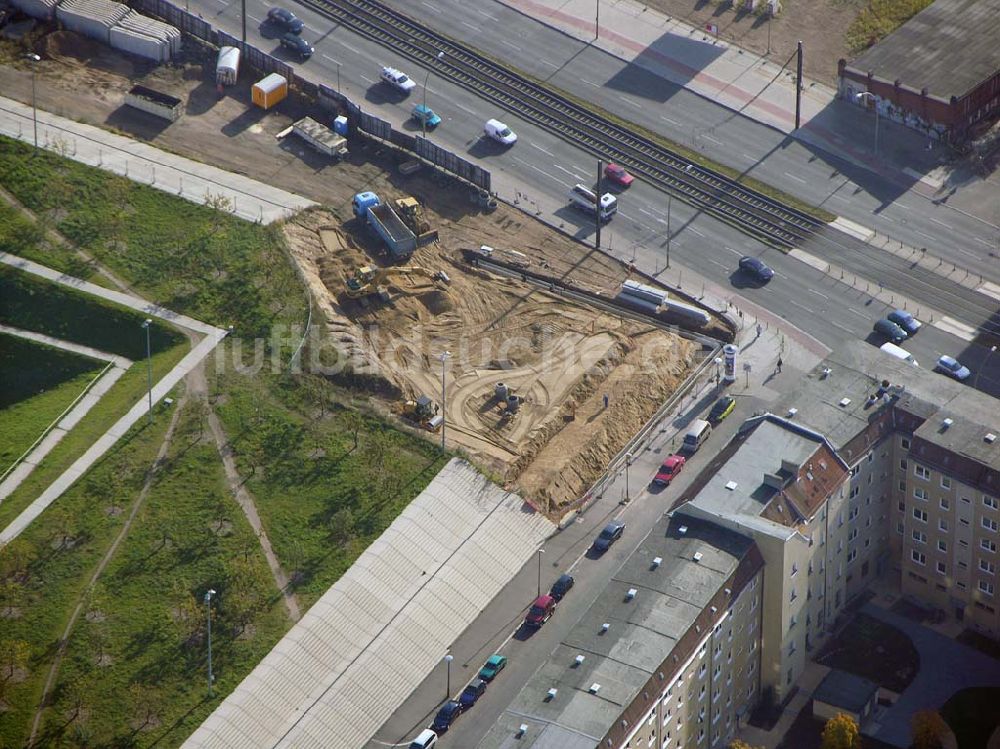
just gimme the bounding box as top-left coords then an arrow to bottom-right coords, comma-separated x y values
845,0 -> 1000,100
771,342 -> 1000,472
813,669 -> 879,713
186,459 -> 554,749
477,516 -> 757,749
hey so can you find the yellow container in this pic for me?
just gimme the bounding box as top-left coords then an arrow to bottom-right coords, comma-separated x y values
252,73 -> 288,110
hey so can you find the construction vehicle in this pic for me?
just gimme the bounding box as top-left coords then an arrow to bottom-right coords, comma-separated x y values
402,395 -> 443,431
344,264 -> 450,299
393,196 -> 439,245
353,192 -> 417,259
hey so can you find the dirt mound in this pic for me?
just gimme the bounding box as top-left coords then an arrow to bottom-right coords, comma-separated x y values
42,31 -> 107,63
416,289 -> 454,315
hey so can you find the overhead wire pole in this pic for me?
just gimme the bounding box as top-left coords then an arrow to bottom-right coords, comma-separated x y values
439,351 -> 451,452
794,41 -> 803,130
595,159 -> 603,249
241,0 -> 246,45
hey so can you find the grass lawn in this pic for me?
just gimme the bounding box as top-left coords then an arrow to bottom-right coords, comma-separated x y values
0,334 -> 105,467
816,612 -> 919,693
941,687 -> 1000,749
846,0 -> 934,53
213,368 -> 450,610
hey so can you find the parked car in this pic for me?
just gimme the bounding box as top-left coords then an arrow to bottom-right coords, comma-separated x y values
549,573 -> 575,601
874,318 -> 908,343
593,520 -> 625,552
432,701 -> 462,733
381,66 -> 416,93
604,162 -> 634,187
653,454 -> 686,486
484,118 -> 517,145
708,395 -> 736,424
524,594 -> 557,627
738,256 -> 774,282
412,104 -> 442,128
888,309 -> 921,335
459,678 -> 488,708
280,33 -> 313,59
478,654 -> 507,681
409,729 -> 438,749
266,7 -> 303,33
936,355 -> 971,381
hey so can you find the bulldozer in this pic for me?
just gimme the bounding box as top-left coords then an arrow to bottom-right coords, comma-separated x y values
344,264 -> 450,300
393,197 -> 434,238
402,395 -> 443,432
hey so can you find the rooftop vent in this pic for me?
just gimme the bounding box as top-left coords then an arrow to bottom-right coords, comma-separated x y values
679,525 -> 688,534
693,552 -> 704,562
725,480 -> 738,491
601,622 -> 610,633
839,397 -> 852,407
574,655 -> 586,667
787,407 -> 798,418
652,556 -> 663,568
589,683 -> 601,694
942,418 -> 954,429
626,588 -> 637,600
546,688 -> 558,700
987,433 -> 998,444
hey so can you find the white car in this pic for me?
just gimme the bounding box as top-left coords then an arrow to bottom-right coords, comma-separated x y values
936,355 -> 971,381
484,118 -> 517,146
380,66 -> 416,94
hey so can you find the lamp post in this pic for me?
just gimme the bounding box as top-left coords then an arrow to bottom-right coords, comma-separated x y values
536,548 -> 545,597
595,0 -> 600,39
975,345 -> 997,390
624,452 -> 633,501
855,91 -> 879,156
439,351 -> 451,452
443,654 -> 453,701
421,52 -> 445,138
665,193 -> 671,270
26,54 -> 40,151
337,62 -> 341,94
204,589 -> 216,696
142,318 -> 153,424
714,356 -> 723,384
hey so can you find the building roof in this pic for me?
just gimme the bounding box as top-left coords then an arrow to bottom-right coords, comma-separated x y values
477,515 -> 762,749
813,668 -> 879,713
845,0 -> 1000,100
185,459 -> 554,749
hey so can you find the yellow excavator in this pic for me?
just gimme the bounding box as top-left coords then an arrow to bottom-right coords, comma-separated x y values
344,264 -> 449,299
393,197 -> 432,236
402,395 -> 443,431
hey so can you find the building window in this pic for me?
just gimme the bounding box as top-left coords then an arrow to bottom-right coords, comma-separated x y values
850,486 -> 860,499
791,563 -> 798,577
983,517 -> 998,532
940,476 -> 951,489
981,559 -> 996,575
899,482 -> 906,493
847,549 -> 858,563
849,528 -> 859,541
979,580 -> 995,596
982,539 -> 998,553
914,488 -> 928,501
913,508 -> 928,523
914,465 -> 931,480
912,550 -> 926,565
940,498 -> 950,511
938,540 -> 947,552
790,588 -> 797,602
850,465 -> 860,478
912,530 -> 927,544
937,561 -> 946,574
898,500 -> 906,512
900,459 -> 909,471
901,438 -> 911,449
985,496 -> 999,510
897,522 -> 904,535
961,496 -> 972,504
939,518 -> 949,532
959,561 -> 968,570
958,581 -> 967,589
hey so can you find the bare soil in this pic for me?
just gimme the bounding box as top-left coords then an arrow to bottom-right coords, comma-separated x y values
0,32 -> 701,510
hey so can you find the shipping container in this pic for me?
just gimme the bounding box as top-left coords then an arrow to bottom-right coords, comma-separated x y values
124,85 -> 182,122
252,73 -> 288,110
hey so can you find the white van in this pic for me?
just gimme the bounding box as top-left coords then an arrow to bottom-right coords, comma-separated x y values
484,118 -> 517,145
879,342 -> 918,366
409,728 -> 438,749
682,419 -> 712,453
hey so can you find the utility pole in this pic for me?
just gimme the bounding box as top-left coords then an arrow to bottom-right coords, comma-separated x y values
26,54 -> 40,152
666,194 -> 672,269
595,159 -> 603,250
595,0 -> 600,39
204,589 -> 216,696
439,351 -> 451,453
536,548 -> 545,597
142,318 -> 153,424
794,41 -> 803,130
241,0 -> 246,45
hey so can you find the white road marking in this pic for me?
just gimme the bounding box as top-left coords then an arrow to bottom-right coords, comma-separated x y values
461,20 -> 479,31
808,288 -> 829,300
247,13 -> 260,22
702,134 -> 722,145
420,1 -> 440,12
553,164 -> 586,181
722,246 -> 743,256
617,96 -> 641,108
341,41 -> 360,54
322,54 -> 341,66
783,172 -> 807,184
709,258 -> 727,269
956,247 -> 977,258
539,58 -> 559,68
452,101 -> 477,115
974,237 -> 993,247
741,153 -> 756,161
660,116 -> 682,126
929,217 -> 950,228
530,143 -> 554,156
512,156 -> 566,186
914,229 -> 935,241
893,202 -> 912,212
933,316 -> 977,341
359,74 -> 375,84
475,8 -> 498,20
501,39 -> 522,51
848,308 -> 869,319
581,78 -> 600,87
789,299 -> 811,312
828,320 -> 853,334
688,227 -> 704,237
618,211 -> 634,220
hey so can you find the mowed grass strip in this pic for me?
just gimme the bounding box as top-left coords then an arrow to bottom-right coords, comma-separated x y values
847,0 -> 934,53
0,334 -> 105,467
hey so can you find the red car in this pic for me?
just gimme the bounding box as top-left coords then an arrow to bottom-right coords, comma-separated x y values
604,163 -> 635,187
525,595 -> 557,627
653,454 -> 686,486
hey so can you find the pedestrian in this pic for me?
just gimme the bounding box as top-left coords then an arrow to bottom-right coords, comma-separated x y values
756,323 -> 763,338
776,357 -> 783,373
603,393 -> 609,409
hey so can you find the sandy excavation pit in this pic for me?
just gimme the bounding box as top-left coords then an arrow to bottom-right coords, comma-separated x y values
286,210 -> 697,512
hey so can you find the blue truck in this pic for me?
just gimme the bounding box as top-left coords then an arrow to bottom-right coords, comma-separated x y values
352,192 -> 417,260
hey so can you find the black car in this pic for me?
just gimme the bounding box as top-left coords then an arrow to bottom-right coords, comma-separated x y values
549,573 -> 575,601
267,6 -> 303,33
432,701 -> 462,732
459,678 -> 487,708
593,521 -> 625,553
874,318 -> 908,343
280,32 -> 313,59
738,256 -> 774,282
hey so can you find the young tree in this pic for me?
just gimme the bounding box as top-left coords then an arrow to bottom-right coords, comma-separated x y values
912,709 -> 948,749
821,713 -> 862,749
127,682 -> 160,731
728,741 -> 765,749
0,539 -> 35,582
0,639 -> 31,694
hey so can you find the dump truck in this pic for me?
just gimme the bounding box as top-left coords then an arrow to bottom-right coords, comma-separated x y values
402,395 -> 443,431
345,264 -> 449,299
352,192 -> 417,259
393,197 -> 439,245
292,117 -> 348,158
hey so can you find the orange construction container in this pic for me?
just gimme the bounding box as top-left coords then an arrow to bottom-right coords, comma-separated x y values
252,73 -> 288,110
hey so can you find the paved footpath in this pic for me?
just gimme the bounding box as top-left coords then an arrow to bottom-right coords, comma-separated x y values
0,254 -> 228,546
0,95 -> 316,225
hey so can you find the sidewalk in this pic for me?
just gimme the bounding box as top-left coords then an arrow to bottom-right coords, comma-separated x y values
0,96 -> 316,225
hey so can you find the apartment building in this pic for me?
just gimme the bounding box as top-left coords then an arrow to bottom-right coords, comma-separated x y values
478,515 -> 764,749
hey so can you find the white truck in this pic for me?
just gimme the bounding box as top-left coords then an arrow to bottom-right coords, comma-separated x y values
568,184 -> 617,222
216,46 -> 240,86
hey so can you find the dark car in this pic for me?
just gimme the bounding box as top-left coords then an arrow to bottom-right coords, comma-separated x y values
708,395 -> 736,424
280,32 -> 313,59
432,701 -> 462,733
267,6 -> 303,33
593,520 -> 625,552
525,594 -> 557,627
549,573 -> 575,601
887,309 -> 921,335
874,318 -> 908,343
459,678 -> 487,708
738,256 -> 774,282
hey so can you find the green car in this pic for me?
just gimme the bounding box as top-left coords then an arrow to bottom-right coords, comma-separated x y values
412,104 -> 442,128
478,654 -> 507,681
708,396 -> 736,424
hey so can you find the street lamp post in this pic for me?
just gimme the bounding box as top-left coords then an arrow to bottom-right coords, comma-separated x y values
421,52 -> 445,138
536,548 -> 545,597
26,54 -> 40,151
204,589 -> 216,695
975,345 -> 997,390
142,318 -> 153,424
624,452 -> 633,501
714,357 -> 723,384
443,654 -> 453,701
665,194 -> 672,270
855,91 -> 879,156
439,351 -> 451,452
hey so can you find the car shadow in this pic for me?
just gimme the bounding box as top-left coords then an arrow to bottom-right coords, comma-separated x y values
728,270 -> 768,289
512,623 -> 539,641
583,546 -> 606,561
